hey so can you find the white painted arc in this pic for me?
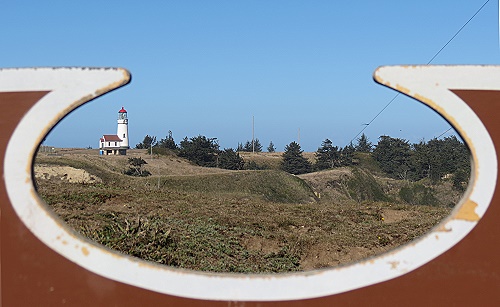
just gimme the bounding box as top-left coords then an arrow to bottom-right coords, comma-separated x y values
2,66 -> 496,301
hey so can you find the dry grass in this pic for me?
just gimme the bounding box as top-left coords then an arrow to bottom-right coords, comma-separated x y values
34,149 -> 455,273
239,151 -> 316,170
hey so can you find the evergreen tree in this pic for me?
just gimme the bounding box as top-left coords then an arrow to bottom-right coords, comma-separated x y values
410,136 -> 470,184
315,139 -> 340,170
355,133 -> 373,152
267,141 -> 276,153
449,136 -> 471,189
410,140 -> 432,181
281,141 -> 312,175
242,139 -> 263,152
373,136 -> 412,180
340,143 -> 355,166
218,148 -> 244,170
237,142 -> 244,152
253,139 -> 263,152
440,135 -> 469,177
157,130 -> 177,150
453,168 -> 469,191
243,141 -> 252,152
135,135 -> 156,149
178,135 -> 219,167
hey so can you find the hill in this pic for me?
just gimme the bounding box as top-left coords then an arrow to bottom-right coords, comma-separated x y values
34,148 -> 457,273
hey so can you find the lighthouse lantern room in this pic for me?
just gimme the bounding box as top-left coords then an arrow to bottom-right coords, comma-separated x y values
99,107 -> 130,155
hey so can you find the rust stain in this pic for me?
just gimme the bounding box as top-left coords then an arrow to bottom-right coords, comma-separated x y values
394,84 -> 411,96
413,94 -> 440,111
388,261 -> 399,269
454,200 -> 480,222
435,224 -> 452,232
94,69 -> 131,98
81,246 -> 90,256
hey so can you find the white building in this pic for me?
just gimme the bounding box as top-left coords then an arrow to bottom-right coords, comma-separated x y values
99,107 -> 130,155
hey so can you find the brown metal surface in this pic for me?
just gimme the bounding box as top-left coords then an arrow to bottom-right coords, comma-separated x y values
1,84 -> 500,305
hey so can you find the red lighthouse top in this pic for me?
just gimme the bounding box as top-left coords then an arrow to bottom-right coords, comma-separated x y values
118,106 -> 127,113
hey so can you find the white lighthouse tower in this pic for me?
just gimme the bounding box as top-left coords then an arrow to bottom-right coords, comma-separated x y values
117,106 -> 129,150
99,106 -> 130,155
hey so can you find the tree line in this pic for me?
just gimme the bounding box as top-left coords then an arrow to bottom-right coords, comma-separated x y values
134,131 -> 470,189
372,134 -> 469,189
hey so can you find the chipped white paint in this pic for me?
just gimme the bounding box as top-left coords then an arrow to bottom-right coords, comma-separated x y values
2,66 -> 497,301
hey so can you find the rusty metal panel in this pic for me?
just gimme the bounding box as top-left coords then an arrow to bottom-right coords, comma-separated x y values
1,66 -> 499,306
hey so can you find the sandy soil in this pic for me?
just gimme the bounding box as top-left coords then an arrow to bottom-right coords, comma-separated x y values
34,165 -> 102,184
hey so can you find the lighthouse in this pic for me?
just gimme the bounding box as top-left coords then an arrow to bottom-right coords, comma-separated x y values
117,106 -> 129,149
99,107 -> 130,155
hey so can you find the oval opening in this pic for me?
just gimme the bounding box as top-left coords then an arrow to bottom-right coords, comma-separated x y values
7,65 -> 495,302
34,89 -> 470,274
4,66 -> 495,302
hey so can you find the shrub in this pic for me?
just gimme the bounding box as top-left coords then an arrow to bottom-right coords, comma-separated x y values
399,183 -> 439,206
124,157 -> 151,177
346,168 -> 389,203
218,148 -> 244,170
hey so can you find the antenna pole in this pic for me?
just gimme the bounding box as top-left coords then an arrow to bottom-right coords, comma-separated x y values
252,115 -> 255,154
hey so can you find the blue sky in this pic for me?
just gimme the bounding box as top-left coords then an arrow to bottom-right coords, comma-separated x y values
2,1 -> 499,152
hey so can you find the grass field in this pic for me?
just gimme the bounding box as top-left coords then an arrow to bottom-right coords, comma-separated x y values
34,149 -> 459,273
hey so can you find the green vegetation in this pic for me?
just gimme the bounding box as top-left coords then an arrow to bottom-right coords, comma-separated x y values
355,133 -> 373,153
399,183 -> 439,206
36,132 -> 468,273
157,131 -> 177,150
373,135 -> 470,190
124,157 -> 151,177
237,139 -> 263,152
135,134 -> 157,150
80,216 -> 301,273
178,135 -> 219,167
315,139 -> 340,170
267,141 -> 276,153
314,139 -> 356,171
155,170 -> 314,204
346,168 -> 389,203
217,148 -> 244,170
281,142 -> 312,175
373,136 -> 412,180
35,145 -> 460,273
133,132 -> 469,193
341,144 -> 355,166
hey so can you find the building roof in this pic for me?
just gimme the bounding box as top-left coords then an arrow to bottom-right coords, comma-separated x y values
102,134 -> 122,142
119,106 -> 127,113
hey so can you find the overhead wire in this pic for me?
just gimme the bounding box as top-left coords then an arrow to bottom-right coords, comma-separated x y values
348,0 -> 491,145
435,127 -> 454,139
